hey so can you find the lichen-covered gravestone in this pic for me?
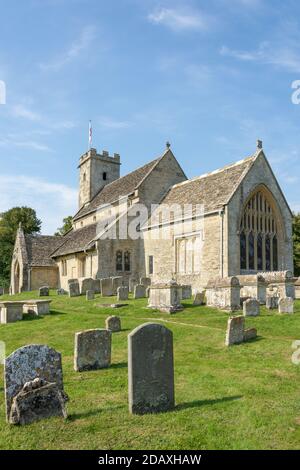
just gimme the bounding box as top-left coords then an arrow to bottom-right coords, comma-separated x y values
69,281 -> 80,297
134,284 -> 146,299
4,345 -> 67,424
86,290 -> 95,301
278,297 -> 294,314
243,298 -> 260,317
39,286 -> 49,297
128,322 -> 175,414
193,291 -> 206,306
74,329 -> 112,372
117,286 -> 128,301
106,315 -> 121,332
225,316 -> 245,346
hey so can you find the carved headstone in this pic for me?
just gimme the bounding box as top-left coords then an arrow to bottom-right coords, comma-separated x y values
74,329 -> 112,372
134,284 -> 146,299
193,291 -> 206,306
69,281 -> 80,297
80,278 -> 94,295
243,298 -> 260,317
105,315 -> 121,332
39,286 -> 49,297
225,316 -> 245,346
181,285 -> 192,300
100,278 -> 113,297
128,322 -> 175,414
4,345 -> 65,423
117,286 -> 128,301
278,297 -> 294,314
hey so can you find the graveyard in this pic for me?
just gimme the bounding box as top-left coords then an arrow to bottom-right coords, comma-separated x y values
0,291 -> 300,450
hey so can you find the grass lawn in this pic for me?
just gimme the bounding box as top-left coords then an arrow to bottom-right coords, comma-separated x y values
0,291 -> 300,450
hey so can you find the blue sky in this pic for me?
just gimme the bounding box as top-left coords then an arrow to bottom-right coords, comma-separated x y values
0,0 -> 300,233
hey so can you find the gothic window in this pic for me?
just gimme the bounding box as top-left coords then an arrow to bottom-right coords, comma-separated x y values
124,251 -> 131,272
116,250 -> 123,271
240,189 -> 279,272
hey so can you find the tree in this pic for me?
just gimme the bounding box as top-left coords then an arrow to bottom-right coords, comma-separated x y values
293,212 -> 300,277
55,216 -> 73,236
0,207 -> 41,288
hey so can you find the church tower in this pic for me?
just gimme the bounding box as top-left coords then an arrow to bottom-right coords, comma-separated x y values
78,148 -> 121,208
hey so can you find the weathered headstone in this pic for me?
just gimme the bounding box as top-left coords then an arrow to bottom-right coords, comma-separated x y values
69,281 -> 80,297
117,286 -> 128,301
266,296 -> 279,309
100,278 -> 113,297
74,329 -> 112,372
9,378 -> 67,425
39,286 -> 49,297
105,315 -> 121,332
243,298 -> 260,317
57,288 -> 67,295
86,290 -> 95,301
181,285 -> 192,300
278,297 -> 294,314
225,316 -> 245,346
112,276 -> 123,295
134,284 -> 146,299
193,291 -> 206,306
128,323 -> 175,414
92,279 -> 101,294
4,345 -> 66,424
80,278 -> 94,295
140,277 -> 151,288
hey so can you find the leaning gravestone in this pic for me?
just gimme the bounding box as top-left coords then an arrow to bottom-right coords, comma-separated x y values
74,329 -> 112,372
69,281 -> 80,297
128,323 -> 175,414
243,298 -> 260,317
106,315 -> 121,332
39,286 -> 49,297
266,296 -> 278,309
193,291 -> 206,306
225,316 -> 245,346
278,297 -> 294,314
134,284 -> 146,299
4,345 -> 67,424
86,290 -> 95,301
117,286 -> 128,301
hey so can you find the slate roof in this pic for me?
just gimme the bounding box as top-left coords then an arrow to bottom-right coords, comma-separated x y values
73,157 -> 161,221
158,155 -> 256,215
24,235 -> 63,267
51,223 -> 98,258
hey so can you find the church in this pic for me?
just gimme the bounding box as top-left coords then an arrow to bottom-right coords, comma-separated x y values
10,140 -> 294,294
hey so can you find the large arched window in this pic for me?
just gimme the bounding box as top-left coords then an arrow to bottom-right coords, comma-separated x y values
240,189 -> 279,272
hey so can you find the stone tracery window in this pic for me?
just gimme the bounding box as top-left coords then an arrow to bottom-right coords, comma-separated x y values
240,189 -> 279,272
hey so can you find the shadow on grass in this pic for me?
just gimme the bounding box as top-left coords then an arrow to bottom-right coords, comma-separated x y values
22,313 -> 43,322
49,310 -> 67,316
176,395 -> 242,411
110,362 -> 127,370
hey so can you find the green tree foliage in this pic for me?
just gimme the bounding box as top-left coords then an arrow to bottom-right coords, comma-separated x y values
55,216 -> 73,236
293,212 -> 300,276
0,207 -> 41,288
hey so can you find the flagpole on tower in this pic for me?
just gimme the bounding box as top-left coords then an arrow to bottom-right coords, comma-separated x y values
89,120 -> 92,150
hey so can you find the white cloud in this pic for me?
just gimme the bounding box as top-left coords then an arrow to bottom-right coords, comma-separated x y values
148,7 -> 210,32
0,175 -> 77,234
220,42 -> 300,73
98,116 -> 133,130
40,25 -> 97,71
0,137 -> 51,152
11,104 -> 41,121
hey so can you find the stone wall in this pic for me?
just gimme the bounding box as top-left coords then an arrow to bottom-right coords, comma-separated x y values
30,267 -> 59,290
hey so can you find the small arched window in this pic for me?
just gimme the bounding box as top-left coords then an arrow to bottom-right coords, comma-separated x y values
116,250 -> 123,271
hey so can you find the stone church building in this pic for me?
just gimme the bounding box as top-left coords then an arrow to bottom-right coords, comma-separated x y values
10,141 -> 294,294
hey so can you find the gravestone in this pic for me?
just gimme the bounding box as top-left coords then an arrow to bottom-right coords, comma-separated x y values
278,297 -> 294,314
266,296 -> 279,309
74,329 -> 112,372
243,328 -> 257,342
80,278 -> 94,295
117,286 -> 128,301
23,300 -> 51,316
92,279 -> 101,294
0,302 -> 24,324
39,286 -> 49,297
134,284 -> 146,299
112,276 -> 123,295
181,285 -> 192,300
4,345 -> 66,424
105,315 -> 121,332
69,281 -> 80,297
225,316 -> 245,346
140,277 -> 151,288
9,378 -> 67,425
57,288 -> 67,295
243,298 -> 260,317
86,290 -> 95,301
148,281 -> 183,313
193,291 -> 206,306
100,278 -> 113,297
128,322 -> 175,414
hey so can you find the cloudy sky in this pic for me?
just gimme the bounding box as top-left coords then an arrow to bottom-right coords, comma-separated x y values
0,0 -> 300,233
